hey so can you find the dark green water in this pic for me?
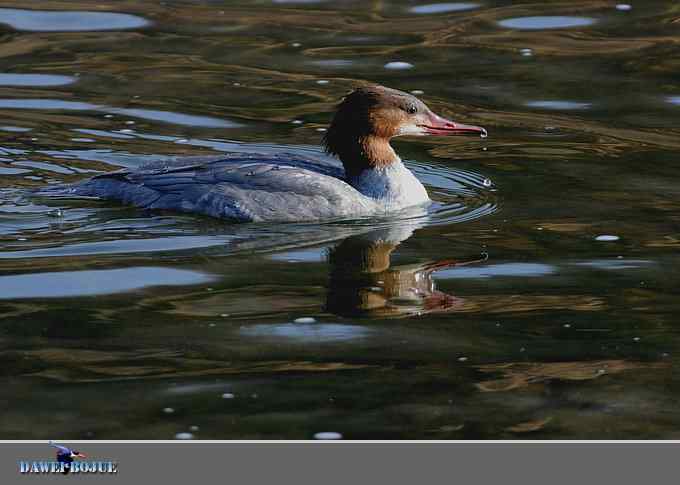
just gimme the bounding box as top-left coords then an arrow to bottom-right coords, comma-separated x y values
0,0 -> 679,439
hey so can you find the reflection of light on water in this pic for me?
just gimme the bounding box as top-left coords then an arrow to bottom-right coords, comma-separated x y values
435,263 -> 556,279
0,73 -> 75,86
0,8 -> 149,32
0,99 -> 242,128
0,267 -> 215,298
498,16 -> 596,30
269,247 -> 328,262
409,3 -> 479,14
667,96 -> 680,106
573,259 -> 653,270
526,100 -> 592,110
240,323 -> 372,342
0,236 -> 238,259
384,61 -> 414,70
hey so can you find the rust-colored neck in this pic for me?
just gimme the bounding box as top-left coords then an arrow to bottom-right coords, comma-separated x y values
337,135 -> 398,180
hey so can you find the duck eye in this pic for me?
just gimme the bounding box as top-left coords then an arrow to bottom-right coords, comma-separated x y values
405,105 -> 418,114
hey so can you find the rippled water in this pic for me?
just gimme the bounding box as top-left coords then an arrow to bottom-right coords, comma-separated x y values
0,0 -> 679,440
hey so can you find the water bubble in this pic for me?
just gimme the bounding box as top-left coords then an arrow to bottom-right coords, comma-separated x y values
104,114 -> 113,118
208,323 -> 216,327
174,432 -> 194,440
163,407 -> 175,414
410,90 -> 424,95
457,356 -> 468,362
221,393 -> 235,399
294,317 -> 316,324
175,139 -> 189,144
615,4 -> 632,11
314,432 -> 342,440
315,128 -> 327,132
125,120 -> 135,125
384,61 -> 414,70
291,119 -> 303,124
480,128 -> 488,138
48,208 -> 64,218
482,178 -> 492,187
595,235 -> 620,242
189,425 -> 199,432
119,129 -> 134,133
316,80 -> 330,85
519,48 -> 533,57
220,313 -> 230,318
563,323 -> 571,328
233,82 -> 241,86
291,42 -> 302,47
633,337 -> 640,342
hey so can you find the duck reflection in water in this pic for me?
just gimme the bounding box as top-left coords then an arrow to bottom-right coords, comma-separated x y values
325,223 -> 485,318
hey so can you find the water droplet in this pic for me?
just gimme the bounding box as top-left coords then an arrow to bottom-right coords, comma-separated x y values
104,114 -> 113,118
595,235 -> 620,242
633,337 -> 640,342
291,42 -> 302,47
125,120 -> 135,125
457,357 -> 468,362
480,128 -> 488,138
291,119 -> 303,125
189,425 -> 199,432
316,128 -> 327,132
221,393 -> 235,399
175,432 -> 194,440
316,80 -> 330,85
294,317 -> 316,324
163,407 -> 175,414
482,178 -> 492,187
208,323 -> 216,327
220,313 -> 230,318
519,48 -> 533,57
410,90 -> 424,95
615,4 -> 632,11
384,61 -> 414,70
314,432 -> 342,440
48,208 -> 64,218
563,323 -> 571,328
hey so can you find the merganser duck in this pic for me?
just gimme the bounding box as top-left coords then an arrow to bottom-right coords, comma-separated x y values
63,85 -> 487,222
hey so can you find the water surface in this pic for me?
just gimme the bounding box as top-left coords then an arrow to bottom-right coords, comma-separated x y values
0,0 -> 679,440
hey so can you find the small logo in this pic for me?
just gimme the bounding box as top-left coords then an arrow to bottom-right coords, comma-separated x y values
18,441 -> 118,475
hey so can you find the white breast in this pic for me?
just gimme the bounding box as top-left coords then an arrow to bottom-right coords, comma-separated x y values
349,160 -> 431,210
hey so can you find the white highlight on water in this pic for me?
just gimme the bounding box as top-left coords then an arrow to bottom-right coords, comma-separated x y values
384,61 -> 414,70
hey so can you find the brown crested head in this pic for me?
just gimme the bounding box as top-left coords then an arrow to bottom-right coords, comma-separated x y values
323,85 -> 486,179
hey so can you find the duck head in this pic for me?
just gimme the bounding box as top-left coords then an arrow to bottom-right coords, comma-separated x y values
323,85 -> 487,179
